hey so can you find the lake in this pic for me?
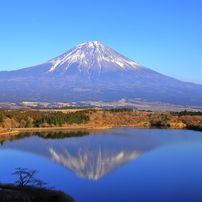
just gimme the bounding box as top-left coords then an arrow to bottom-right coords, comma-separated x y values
1,127 -> 202,202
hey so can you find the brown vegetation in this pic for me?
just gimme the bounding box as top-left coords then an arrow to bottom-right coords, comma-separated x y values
0,108 -> 202,132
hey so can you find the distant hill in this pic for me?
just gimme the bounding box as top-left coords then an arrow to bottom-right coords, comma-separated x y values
0,41 -> 202,107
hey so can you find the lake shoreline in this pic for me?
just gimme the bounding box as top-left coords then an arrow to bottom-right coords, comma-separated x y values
0,124 -> 188,136
0,130 -> 20,136
13,126 -> 87,131
1,122 -> 201,136
0,126 -> 87,136
1,109 -> 202,134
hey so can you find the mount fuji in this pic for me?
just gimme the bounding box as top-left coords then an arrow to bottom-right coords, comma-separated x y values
0,41 -> 202,107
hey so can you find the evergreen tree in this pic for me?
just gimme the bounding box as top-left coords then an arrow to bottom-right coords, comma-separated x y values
0,112 -> 5,123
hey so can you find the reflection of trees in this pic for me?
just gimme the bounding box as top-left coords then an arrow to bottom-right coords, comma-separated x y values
0,133 -> 31,145
37,131 -> 89,139
0,130 -> 89,145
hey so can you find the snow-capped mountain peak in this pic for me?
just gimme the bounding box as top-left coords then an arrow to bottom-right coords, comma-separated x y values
1,41 -> 202,107
46,41 -> 144,76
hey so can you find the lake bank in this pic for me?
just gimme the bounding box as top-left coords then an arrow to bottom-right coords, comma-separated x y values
0,130 -> 19,136
0,109 -> 202,133
12,126 -> 87,132
0,121 -> 201,135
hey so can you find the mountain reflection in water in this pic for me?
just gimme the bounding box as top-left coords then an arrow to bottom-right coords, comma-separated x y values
0,128 -> 184,180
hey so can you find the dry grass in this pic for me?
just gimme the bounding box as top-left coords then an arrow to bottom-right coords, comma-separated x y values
31,109 -> 87,113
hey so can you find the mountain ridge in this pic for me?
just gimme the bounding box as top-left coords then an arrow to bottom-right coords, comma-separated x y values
0,41 -> 202,107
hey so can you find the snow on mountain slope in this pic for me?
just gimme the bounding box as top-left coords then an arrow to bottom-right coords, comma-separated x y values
0,41 -> 175,81
45,41 -> 145,76
0,41 -> 202,106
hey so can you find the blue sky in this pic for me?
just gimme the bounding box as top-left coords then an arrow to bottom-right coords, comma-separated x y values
0,0 -> 202,84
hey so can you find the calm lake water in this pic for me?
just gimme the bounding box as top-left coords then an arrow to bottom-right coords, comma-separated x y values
1,127 -> 202,202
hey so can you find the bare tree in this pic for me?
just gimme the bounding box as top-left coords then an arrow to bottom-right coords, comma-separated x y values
12,168 -> 48,188
1,168 -> 74,202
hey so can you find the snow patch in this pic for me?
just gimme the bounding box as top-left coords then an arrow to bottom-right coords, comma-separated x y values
47,41 -> 144,74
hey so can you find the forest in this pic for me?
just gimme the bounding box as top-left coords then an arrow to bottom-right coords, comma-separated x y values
0,109 -> 89,128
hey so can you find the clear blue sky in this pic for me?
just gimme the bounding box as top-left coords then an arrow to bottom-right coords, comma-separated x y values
0,0 -> 202,84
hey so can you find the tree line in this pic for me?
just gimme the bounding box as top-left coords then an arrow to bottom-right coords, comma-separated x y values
0,108 -> 202,131
0,110 -> 89,128
170,110 -> 202,116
